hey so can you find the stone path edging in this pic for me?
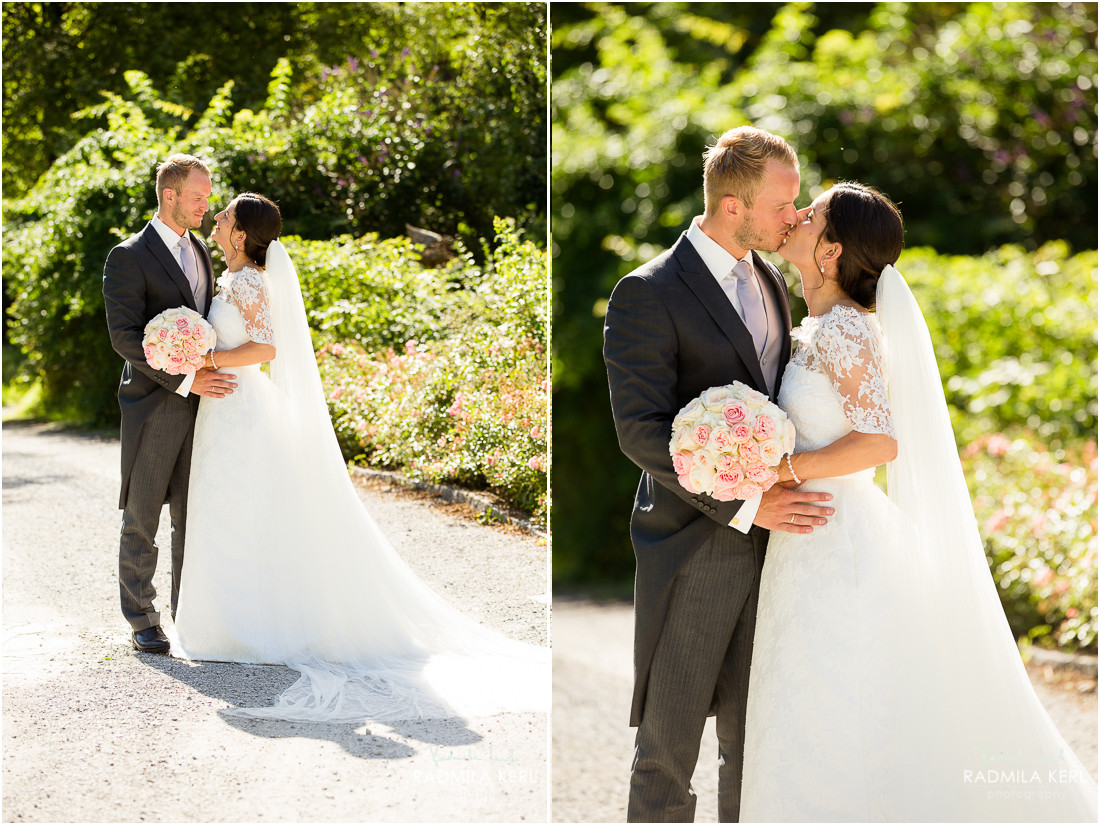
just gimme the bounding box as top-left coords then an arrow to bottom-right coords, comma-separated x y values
350,466 -> 547,539
1025,644 -> 1098,676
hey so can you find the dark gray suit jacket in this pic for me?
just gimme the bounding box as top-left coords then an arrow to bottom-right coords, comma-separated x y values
603,231 -> 792,727
103,222 -> 214,508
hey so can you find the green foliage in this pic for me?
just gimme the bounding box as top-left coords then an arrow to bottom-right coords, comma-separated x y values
901,242 -> 1097,445
314,219 -> 549,522
4,14 -> 545,422
963,432 -> 1097,652
3,1 -> 548,222
3,91 -> 176,423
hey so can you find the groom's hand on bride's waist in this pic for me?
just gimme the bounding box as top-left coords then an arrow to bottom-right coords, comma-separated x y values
752,484 -> 833,534
190,368 -> 237,399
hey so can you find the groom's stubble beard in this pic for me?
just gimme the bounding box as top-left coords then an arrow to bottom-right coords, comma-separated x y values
171,199 -> 203,231
734,209 -> 782,253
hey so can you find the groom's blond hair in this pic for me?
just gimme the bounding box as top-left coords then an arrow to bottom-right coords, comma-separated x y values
155,154 -> 210,208
702,127 -> 797,216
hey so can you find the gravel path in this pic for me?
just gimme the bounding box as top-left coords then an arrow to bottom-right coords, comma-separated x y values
552,597 -> 1098,823
2,420 -> 548,823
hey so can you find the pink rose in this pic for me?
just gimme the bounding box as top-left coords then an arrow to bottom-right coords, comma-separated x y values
745,462 -> 774,486
722,400 -> 748,426
693,424 -> 711,446
157,328 -> 169,342
712,428 -> 734,452
672,452 -> 692,475
712,471 -> 743,501
528,456 -> 542,471
730,422 -> 751,443
740,439 -> 762,462
192,327 -> 205,340
175,317 -> 189,331
693,450 -> 711,469
732,480 -> 763,499
753,414 -> 777,441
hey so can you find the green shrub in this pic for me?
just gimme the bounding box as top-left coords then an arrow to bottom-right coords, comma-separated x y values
4,50 -> 544,423
899,242 -> 1098,445
315,219 -> 549,522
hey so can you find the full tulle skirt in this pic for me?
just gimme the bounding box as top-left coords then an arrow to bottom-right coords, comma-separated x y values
741,471 -> 1097,822
175,363 -> 548,723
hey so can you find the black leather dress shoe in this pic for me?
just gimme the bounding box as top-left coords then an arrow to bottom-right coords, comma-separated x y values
132,626 -> 170,654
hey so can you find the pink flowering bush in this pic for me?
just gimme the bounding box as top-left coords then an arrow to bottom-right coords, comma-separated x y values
963,431 -> 1098,652
315,219 -> 548,525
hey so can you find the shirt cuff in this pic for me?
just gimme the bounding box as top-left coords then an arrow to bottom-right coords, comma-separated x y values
728,494 -> 762,533
176,371 -> 196,397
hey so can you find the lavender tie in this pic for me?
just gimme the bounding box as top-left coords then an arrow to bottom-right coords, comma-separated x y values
731,260 -> 768,356
178,235 -> 205,309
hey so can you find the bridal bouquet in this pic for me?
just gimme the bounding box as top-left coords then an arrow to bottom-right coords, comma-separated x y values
670,382 -> 796,500
143,307 -> 216,375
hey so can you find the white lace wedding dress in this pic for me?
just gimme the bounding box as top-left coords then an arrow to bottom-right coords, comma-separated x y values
173,256 -> 547,723
740,305 -> 1096,821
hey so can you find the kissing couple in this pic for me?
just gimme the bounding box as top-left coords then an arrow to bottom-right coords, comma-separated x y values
603,126 -> 1097,821
103,153 -> 548,723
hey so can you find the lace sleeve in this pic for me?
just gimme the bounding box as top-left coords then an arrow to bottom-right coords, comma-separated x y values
815,310 -> 897,438
229,267 -> 275,346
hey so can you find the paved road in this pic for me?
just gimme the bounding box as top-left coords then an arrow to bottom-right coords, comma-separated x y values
552,598 -> 1098,823
2,421 -> 548,822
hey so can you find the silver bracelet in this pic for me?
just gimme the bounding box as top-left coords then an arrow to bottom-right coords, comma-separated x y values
785,453 -> 802,485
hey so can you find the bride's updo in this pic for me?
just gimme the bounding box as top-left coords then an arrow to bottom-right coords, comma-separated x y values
233,193 -> 281,267
819,183 -> 904,309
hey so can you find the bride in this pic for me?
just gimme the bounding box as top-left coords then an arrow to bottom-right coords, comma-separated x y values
740,182 -> 1097,820
172,192 -> 548,723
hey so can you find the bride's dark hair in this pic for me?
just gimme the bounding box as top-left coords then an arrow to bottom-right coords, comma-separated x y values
233,193 -> 281,267
817,182 -> 904,309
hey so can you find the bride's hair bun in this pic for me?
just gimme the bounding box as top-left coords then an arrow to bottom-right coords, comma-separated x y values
820,182 -> 903,309
232,193 -> 282,267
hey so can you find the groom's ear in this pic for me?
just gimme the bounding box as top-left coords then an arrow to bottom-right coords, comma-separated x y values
720,194 -> 744,220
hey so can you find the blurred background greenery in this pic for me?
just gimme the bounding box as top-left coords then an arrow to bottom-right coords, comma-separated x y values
3,1 -> 548,521
551,2 -> 1098,650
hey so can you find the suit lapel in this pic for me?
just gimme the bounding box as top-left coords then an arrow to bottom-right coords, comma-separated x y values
142,223 -> 199,313
672,234 -> 769,392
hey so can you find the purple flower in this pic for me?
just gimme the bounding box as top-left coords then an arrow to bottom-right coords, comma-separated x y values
401,48 -> 411,57
348,57 -> 360,73
358,155 -> 368,165
371,48 -> 378,59
337,178 -> 347,187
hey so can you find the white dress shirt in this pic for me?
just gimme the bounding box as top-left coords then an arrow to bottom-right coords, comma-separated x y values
150,215 -> 200,397
685,216 -> 785,533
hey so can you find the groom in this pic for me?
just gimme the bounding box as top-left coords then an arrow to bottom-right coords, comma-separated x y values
102,154 -> 236,654
603,126 -> 834,822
